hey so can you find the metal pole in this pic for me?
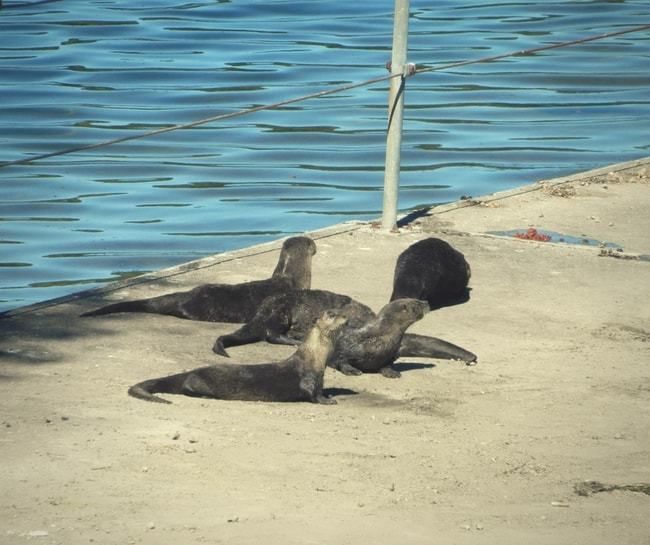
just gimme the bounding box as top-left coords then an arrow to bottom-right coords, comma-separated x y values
381,0 -> 410,231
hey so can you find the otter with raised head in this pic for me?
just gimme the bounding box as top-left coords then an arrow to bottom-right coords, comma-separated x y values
390,237 -> 471,310
213,290 -> 477,377
81,236 -> 316,322
127,308 -> 348,404
328,298 -> 430,378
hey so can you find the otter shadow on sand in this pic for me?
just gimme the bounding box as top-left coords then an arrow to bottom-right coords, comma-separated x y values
393,362 -> 437,372
348,390 -> 457,417
320,364 -> 435,400
322,387 -> 358,399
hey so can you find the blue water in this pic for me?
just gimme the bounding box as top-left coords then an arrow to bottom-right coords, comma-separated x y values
1,1 -> 649,312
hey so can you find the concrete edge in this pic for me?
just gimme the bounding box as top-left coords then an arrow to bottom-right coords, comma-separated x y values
3,156 -> 648,318
421,156 -> 650,217
451,231 -> 649,260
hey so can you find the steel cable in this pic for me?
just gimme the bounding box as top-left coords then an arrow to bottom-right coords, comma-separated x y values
1,23 -> 648,170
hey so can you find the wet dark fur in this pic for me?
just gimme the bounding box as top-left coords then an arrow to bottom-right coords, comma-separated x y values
81,236 -> 316,322
213,290 -> 375,352
128,309 -> 348,404
213,290 -> 477,377
327,298 -> 430,378
390,237 -> 471,310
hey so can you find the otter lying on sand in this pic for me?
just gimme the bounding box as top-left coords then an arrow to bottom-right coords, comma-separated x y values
128,308 -> 348,404
213,290 -> 477,377
81,236 -> 316,323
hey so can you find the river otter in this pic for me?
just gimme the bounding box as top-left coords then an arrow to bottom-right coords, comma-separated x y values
127,308 -> 349,404
81,236 -> 316,322
390,237 -> 471,310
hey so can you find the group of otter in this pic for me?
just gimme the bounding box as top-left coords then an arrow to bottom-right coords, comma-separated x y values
82,236 -> 476,405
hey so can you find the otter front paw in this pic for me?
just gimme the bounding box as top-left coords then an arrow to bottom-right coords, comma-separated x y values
315,395 -> 337,405
380,366 -> 401,379
338,363 -> 363,376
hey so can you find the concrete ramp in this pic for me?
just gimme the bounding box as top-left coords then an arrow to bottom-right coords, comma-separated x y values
1,157 -> 649,545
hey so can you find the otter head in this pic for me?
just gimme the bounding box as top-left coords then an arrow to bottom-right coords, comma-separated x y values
380,298 -> 429,327
315,308 -> 349,339
272,236 -> 317,289
298,308 -> 349,367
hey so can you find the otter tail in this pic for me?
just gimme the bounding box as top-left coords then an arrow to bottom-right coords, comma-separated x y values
81,299 -> 154,317
128,379 -> 173,404
399,333 -> 477,364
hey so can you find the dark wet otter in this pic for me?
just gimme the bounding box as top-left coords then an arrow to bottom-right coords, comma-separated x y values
81,236 -> 316,322
128,308 -> 348,404
390,237 -> 471,310
327,298 -> 430,378
213,290 -> 373,352
213,289 -> 477,377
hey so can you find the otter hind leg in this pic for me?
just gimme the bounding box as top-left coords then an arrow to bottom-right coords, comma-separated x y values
180,373 -> 218,398
213,322 -> 265,357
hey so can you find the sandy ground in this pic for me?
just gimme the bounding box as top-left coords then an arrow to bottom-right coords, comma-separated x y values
1,158 -> 649,544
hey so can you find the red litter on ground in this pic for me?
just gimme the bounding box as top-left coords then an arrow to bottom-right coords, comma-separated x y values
513,228 -> 552,242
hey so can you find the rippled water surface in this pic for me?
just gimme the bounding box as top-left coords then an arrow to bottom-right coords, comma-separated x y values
1,0 -> 649,311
